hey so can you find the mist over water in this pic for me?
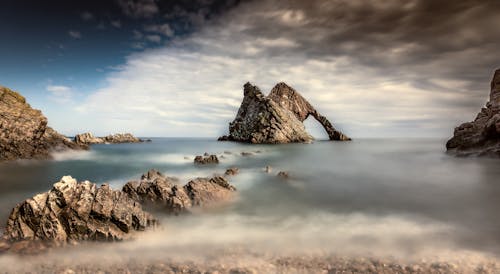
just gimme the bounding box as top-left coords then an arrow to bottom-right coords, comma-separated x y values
1,138 -> 500,268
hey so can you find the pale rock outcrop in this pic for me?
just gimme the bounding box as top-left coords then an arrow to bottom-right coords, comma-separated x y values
219,82 -> 350,143
122,169 -> 237,214
74,132 -> 142,145
0,85 -> 86,161
2,176 -> 157,249
446,69 -> 500,156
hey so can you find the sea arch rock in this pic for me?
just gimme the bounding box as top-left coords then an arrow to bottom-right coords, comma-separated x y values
219,82 -> 350,143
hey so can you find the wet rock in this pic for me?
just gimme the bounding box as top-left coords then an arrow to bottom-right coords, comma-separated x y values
2,176 -> 157,250
447,69 -> 500,156
123,169 -> 236,213
218,82 -> 350,144
74,132 -> 142,145
0,85 -> 86,162
194,154 -> 220,164
277,171 -> 289,179
241,152 -> 254,156
264,166 -> 272,173
225,167 -> 239,176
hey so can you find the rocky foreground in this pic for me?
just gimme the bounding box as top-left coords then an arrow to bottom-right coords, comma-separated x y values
0,169 -> 236,253
74,132 -> 143,145
447,69 -> 500,156
219,82 -> 350,143
0,85 -> 86,162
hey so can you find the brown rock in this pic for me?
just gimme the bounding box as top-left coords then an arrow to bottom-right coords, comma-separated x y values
218,82 -> 350,144
3,176 -> 157,248
123,169 -> 237,214
224,167 -> 239,176
194,154 -> 219,164
446,69 -> 500,156
277,171 -> 290,179
0,85 -> 86,162
74,132 -> 142,145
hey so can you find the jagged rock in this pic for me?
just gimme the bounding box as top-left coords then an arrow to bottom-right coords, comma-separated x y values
2,176 -> 157,251
447,69 -> 500,156
194,154 -> 219,164
219,82 -> 350,144
123,169 -> 236,214
74,132 -> 142,145
224,167 -> 239,176
0,86 -> 86,162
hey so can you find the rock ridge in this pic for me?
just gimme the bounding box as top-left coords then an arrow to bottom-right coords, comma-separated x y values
74,132 -> 143,145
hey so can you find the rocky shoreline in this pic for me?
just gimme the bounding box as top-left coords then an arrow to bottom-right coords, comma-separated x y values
74,132 -> 145,145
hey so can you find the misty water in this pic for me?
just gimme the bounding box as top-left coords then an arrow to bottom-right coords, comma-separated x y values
1,137 -> 500,264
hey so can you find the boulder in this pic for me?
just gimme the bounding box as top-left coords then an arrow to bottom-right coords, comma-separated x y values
194,154 -> 219,164
122,169 -> 237,214
74,132 -> 104,145
0,85 -> 86,161
2,176 -> 157,250
446,69 -> 500,156
277,171 -> 290,179
219,82 -> 350,143
224,167 -> 239,176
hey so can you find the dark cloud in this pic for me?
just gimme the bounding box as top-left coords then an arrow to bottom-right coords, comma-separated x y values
117,0 -> 159,18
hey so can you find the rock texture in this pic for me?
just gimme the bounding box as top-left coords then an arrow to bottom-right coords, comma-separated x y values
219,82 -> 350,143
74,132 -> 142,145
123,169 -> 236,214
194,154 -> 219,164
2,176 -> 156,248
0,86 -> 86,161
446,69 -> 500,156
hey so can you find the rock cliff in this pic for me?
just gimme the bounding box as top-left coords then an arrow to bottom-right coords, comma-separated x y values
74,132 -> 142,145
446,69 -> 500,156
219,82 -> 350,143
0,86 -> 85,161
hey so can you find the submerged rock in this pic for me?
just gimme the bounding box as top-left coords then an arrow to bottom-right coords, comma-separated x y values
194,154 -> 219,164
447,69 -> 500,156
277,171 -> 290,179
224,167 -> 239,176
0,85 -> 86,162
219,82 -> 350,144
2,176 -> 157,250
123,169 -> 236,214
74,132 -> 142,145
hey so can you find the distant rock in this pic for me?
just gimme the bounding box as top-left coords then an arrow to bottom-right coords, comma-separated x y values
277,171 -> 290,179
74,132 -> 142,145
0,85 -> 86,162
241,151 -> 254,156
264,165 -> 272,173
123,169 -> 236,214
2,176 -> 157,250
224,167 -> 239,176
194,154 -> 219,164
218,82 -> 350,144
446,69 -> 500,156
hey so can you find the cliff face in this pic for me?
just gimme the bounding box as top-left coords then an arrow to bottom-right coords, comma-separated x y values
219,82 -> 350,143
446,69 -> 500,156
0,86 -> 85,162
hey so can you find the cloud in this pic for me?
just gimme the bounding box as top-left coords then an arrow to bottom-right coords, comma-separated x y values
144,23 -> 174,37
46,85 -> 74,104
111,20 -> 122,28
71,0 -> 500,138
80,11 -> 94,21
68,30 -> 82,39
145,35 -> 161,43
117,0 -> 158,18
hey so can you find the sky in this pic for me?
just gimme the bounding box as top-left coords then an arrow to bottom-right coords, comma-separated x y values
1,0 -> 500,138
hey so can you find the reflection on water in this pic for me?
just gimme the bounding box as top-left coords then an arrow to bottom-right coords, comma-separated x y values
0,138 -> 500,257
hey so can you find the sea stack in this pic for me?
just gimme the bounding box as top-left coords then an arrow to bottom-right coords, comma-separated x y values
219,82 -> 350,143
446,69 -> 500,156
0,85 -> 86,162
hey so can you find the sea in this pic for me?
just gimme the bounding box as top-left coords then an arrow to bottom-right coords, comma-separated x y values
1,137 -> 500,263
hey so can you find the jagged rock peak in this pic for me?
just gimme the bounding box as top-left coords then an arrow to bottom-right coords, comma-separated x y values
0,85 -> 86,162
446,69 -> 500,156
219,82 -> 350,143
